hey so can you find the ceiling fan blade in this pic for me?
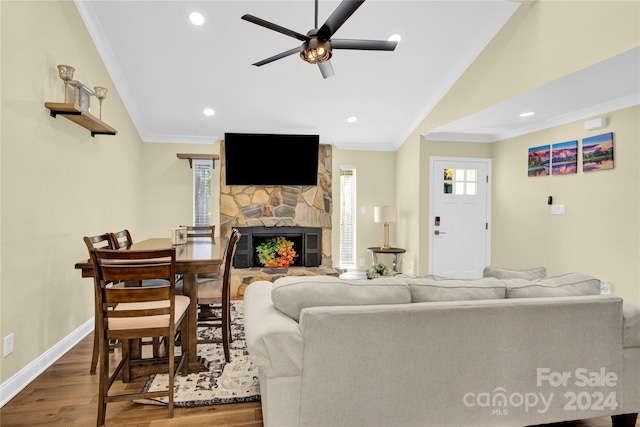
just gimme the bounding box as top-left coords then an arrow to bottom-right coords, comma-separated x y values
242,14 -> 310,42
318,61 -> 335,79
253,46 -> 304,67
331,39 -> 397,51
317,0 -> 365,40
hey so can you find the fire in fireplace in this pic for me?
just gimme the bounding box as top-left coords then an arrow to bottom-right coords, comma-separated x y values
233,226 -> 322,268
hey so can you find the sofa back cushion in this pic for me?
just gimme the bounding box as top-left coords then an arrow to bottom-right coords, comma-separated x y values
406,277 -> 506,302
506,272 -> 601,298
483,265 -> 547,280
271,275 -> 411,321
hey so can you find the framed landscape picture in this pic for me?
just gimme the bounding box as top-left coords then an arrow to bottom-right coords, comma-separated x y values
528,145 -> 550,177
582,132 -> 614,172
551,140 -> 578,175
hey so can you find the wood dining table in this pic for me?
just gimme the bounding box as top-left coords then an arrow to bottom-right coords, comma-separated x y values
75,236 -> 225,376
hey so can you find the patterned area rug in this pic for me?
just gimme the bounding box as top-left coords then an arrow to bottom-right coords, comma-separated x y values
138,300 -> 261,407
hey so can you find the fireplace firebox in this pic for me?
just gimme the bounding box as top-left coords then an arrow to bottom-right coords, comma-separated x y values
233,226 -> 322,268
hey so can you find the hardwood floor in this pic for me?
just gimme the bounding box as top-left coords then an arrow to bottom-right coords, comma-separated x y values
0,335 -> 262,426
0,334 -> 637,427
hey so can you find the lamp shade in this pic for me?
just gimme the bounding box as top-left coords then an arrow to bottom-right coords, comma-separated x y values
374,206 -> 397,223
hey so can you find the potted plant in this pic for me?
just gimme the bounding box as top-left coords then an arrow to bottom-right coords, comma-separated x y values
256,236 -> 298,268
366,262 -> 392,279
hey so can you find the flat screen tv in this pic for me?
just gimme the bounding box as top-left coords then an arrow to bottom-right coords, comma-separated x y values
224,133 -> 319,186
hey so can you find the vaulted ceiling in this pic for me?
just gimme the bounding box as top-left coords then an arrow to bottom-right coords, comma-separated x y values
76,1 -> 639,151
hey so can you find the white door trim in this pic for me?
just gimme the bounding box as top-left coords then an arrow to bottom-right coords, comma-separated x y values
428,156 -> 492,276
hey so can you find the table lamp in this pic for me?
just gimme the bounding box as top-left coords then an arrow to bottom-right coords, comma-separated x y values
374,206 -> 397,250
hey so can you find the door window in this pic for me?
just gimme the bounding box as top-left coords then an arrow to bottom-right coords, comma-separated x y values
444,168 -> 477,196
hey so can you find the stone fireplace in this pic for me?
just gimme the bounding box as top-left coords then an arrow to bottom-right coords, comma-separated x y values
219,143 -> 336,296
233,225 -> 322,268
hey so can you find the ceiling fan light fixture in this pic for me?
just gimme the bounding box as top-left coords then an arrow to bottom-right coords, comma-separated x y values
300,39 -> 332,64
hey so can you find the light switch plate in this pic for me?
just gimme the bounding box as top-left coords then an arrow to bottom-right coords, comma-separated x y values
551,204 -> 566,215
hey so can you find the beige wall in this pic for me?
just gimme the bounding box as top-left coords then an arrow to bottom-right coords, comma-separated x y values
0,0 -> 145,382
423,0 -> 640,131
0,0 -> 4,381
139,141 -> 220,239
492,106 -> 640,303
395,130 -> 422,275
331,149 -> 396,270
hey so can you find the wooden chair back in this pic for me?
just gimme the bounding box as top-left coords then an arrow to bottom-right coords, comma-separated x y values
221,228 -> 241,333
90,248 -> 177,340
181,225 -> 215,239
109,229 -> 133,250
84,233 -> 113,251
83,233 -> 117,374
194,228 -> 240,362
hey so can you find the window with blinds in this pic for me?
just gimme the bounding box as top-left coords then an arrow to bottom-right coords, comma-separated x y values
340,166 -> 356,269
193,159 -> 213,226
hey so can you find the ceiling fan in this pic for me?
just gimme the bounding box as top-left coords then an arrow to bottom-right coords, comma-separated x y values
241,0 -> 397,79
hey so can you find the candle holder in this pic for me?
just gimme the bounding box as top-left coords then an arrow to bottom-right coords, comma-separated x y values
93,86 -> 108,120
57,65 -> 75,103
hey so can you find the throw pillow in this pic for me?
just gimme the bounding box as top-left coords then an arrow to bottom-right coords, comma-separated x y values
271,275 -> 411,321
505,272 -> 601,298
406,277 -> 506,302
483,266 -> 547,280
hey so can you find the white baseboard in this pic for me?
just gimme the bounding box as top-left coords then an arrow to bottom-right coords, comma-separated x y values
0,317 -> 94,408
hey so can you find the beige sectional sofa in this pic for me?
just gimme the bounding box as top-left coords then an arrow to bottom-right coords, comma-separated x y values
244,268 -> 640,427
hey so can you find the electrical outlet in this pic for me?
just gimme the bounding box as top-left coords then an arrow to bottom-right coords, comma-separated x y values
359,258 -> 365,266
4,333 -> 14,357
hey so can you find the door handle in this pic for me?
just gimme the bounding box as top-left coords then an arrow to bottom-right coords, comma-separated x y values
434,230 -> 447,235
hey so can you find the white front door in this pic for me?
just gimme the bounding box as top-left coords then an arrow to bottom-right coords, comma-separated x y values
429,157 -> 491,278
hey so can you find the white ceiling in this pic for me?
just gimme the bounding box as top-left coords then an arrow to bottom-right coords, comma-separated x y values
75,1 -> 639,151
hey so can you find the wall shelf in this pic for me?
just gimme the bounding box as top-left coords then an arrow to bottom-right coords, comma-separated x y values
177,153 -> 219,168
45,102 -> 117,137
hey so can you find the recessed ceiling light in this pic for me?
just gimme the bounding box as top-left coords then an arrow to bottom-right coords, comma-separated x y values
347,116 -> 358,123
519,111 -> 535,117
388,34 -> 401,43
203,108 -> 215,116
190,12 -> 205,26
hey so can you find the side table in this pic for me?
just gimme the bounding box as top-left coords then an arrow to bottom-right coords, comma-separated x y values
367,247 -> 406,273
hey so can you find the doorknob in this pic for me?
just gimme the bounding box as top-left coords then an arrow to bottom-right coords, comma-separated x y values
434,230 -> 447,235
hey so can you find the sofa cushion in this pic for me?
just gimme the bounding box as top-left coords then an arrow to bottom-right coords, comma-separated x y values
405,277 -> 506,302
271,275 -> 411,322
505,273 -> 601,298
483,266 -> 547,280
623,301 -> 640,348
